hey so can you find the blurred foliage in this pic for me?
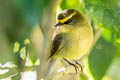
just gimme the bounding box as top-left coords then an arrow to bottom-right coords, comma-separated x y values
60,0 -> 84,12
0,0 -> 120,80
89,37 -> 116,80
84,0 -> 120,38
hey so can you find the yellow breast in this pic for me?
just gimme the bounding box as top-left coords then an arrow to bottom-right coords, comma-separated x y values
54,24 -> 93,60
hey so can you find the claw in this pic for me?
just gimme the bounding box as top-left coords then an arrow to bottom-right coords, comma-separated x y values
75,61 -> 83,73
63,58 -> 82,74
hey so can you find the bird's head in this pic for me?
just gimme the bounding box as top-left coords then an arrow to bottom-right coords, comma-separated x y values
55,9 -> 86,27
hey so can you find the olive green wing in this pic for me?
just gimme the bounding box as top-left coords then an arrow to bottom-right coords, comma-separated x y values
49,34 -> 62,58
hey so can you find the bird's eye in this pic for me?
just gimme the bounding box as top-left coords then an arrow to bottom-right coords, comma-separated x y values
64,19 -> 72,24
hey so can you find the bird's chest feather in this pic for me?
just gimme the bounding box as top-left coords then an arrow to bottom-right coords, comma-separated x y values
57,26 -> 93,59
63,27 -> 92,49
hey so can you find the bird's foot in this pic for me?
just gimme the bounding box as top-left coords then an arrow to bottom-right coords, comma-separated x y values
63,58 -> 84,74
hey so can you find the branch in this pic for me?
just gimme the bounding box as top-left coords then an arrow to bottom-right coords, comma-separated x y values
0,66 -> 35,79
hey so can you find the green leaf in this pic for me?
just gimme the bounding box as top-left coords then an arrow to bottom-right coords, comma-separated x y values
84,0 -> 120,38
89,37 -> 117,80
60,0 -> 84,12
13,42 -> 20,53
101,28 -> 112,42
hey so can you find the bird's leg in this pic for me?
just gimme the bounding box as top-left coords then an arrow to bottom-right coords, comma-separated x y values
74,61 -> 84,73
63,58 -> 79,74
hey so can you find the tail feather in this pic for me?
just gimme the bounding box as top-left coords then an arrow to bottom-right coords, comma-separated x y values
40,58 -> 57,79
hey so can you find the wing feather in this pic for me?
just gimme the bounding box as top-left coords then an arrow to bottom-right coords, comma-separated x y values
49,34 -> 62,57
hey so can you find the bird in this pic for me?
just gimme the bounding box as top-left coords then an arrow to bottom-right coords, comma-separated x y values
46,9 -> 93,76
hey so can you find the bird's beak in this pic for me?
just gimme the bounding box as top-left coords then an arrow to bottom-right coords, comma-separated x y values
54,22 -> 63,27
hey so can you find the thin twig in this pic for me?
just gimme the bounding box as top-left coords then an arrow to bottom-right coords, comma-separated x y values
0,66 -> 35,79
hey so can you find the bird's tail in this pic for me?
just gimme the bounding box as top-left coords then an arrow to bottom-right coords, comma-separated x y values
40,57 -> 57,79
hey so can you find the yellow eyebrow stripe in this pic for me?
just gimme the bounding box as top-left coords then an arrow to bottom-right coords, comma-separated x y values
58,11 -> 76,23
